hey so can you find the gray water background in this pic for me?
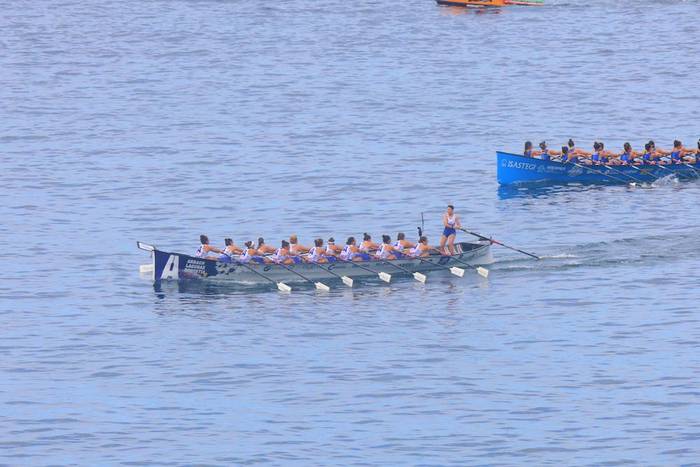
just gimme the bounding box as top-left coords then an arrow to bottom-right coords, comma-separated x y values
2,0 -> 700,464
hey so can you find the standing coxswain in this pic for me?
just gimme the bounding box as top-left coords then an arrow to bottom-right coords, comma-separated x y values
440,205 -> 461,255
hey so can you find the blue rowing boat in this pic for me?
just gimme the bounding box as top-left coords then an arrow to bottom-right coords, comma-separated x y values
497,151 -> 700,186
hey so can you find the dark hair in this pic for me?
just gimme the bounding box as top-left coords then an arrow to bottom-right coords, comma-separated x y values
593,142 -> 600,151
363,233 -> 371,241
673,139 -> 682,148
200,234 -> 209,244
562,146 -> 568,155
397,232 -> 405,240
257,237 -> 265,246
328,237 -> 335,243
346,236 -> 355,245
599,142 -> 605,149
697,139 -> 700,150
624,142 -> 631,152
539,141 -> 547,150
645,143 -> 651,151
648,140 -> 655,147
314,238 -> 323,247
419,236 -> 427,243
524,141 -> 532,151
382,235 -> 391,244
244,240 -> 253,248
224,238 -> 232,246
447,205 -> 454,210
568,139 -> 575,148
281,240 -> 289,248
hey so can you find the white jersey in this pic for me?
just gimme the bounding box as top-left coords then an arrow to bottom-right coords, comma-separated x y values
340,245 -> 352,260
195,244 -> 208,258
308,247 -> 323,262
375,243 -> 391,259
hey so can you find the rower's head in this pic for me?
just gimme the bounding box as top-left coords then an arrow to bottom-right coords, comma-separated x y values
346,236 -> 356,245
648,140 -> 656,149
281,240 -> 290,249
224,238 -> 232,246
363,233 -> 371,241
539,141 -> 547,150
200,234 -> 209,245
568,139 -> 575,148
599,142 -> 605,149
257,237 -> 265,247
314,238 -> 323,247
447,205 -> 454,215
624,142 -> 631,152
697,139 -> 700,150
524,141 -> 532,152
328,237 -> 335,245
673,140 -> 682,148
397,232 -> 405,241
593,141 -> 599,150
382,234 -> 391,244
419,236 -> 428,244
289,234 -> 298,244
645,143 -> 651,152
244,240 -> 253,249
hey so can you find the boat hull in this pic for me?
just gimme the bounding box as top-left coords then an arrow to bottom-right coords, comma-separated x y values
497,151 -> 700,186
141,241 -> 492,285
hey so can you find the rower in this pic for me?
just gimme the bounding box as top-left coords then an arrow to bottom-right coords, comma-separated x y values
666,140 -> 695,164
240,241 -> 267,264
325,237 -> 342,260
567,139 -> 588,157
393,232 -> 415,253
375,235 -> 398,261
195,235 -> 222,259
532,141 -> 560,161
615,142 -> 636,165
439,205 -> 461,255
219,238 -> 242,262
523,141 -> 533,158
289,234 -> 310,256
359,233 -> 379,254
306,238 -> 329,264
640,143 -> 656,165
272,240 -> 295,265
340,236 -> 369,262
409,236 -> 432,258
598,142 -> 611,164
256,237 -> 276,255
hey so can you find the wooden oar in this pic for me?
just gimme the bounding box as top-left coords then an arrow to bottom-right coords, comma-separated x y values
458,228 -> 540,260
272,261 -> 331,291
427,249 -> 489,278
235,259 -> 292,292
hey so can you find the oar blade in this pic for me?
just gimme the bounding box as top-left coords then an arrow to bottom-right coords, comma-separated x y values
476,266 -> 489,278
379,272 -> 392,283
413,272 -> 427,283
315,282 -> 330,292
277,282 -> 292,292
139,264 -> 154,274
341,276 -> 354,288
449,266 -> 465,277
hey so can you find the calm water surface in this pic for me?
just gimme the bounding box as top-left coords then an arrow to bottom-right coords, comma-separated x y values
2,0 -> 700,464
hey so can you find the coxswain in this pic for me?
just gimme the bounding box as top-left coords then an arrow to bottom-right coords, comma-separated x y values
196,235 -> 222,259
375,235 -> 398,261
440,205 -> 461,255
306,238 -> 329,263
409,236 -> 433,258
256,237 -> 276,255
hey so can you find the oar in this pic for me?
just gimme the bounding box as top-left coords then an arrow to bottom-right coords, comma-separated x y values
338,257 -> 393,283
573,162 -> 633,185
427,249 -> 489,278
272,260 -> 331,291
682,162 -> 700,178
235,259 -> 292,292
603,163 -> 646,184
458,228 -> 540,260
375,255 -> 427,283
304,258 -> 354,287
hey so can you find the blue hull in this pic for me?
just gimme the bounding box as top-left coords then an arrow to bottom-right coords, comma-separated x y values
497,151 -> 700,185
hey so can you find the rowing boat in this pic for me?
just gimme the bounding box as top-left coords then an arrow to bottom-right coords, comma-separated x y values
497,151 -> 700,186
435,0 -> 543,6
137,241 -> 492,284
